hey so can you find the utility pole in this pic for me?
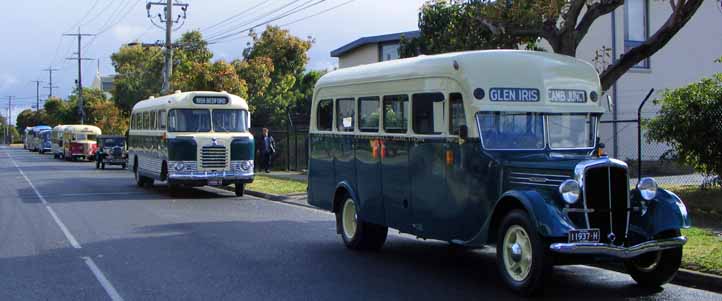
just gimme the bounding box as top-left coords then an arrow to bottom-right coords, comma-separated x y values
146,0 -> 188,94
42,66 -> 60,99
31,80 -> 43,111
5,96 -> 13,144
64,29 -> 95,125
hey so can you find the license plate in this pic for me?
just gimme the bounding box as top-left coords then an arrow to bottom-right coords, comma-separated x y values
568,229 -> 600,243
208,179 -> 223,186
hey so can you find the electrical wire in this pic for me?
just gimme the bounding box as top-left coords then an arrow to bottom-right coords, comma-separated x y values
279,0 -> 355,27
207,0 -> 327,44
203,0 -> 301,41
200,0 -> 268,35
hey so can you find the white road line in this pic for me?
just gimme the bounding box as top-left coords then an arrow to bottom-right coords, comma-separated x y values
4,150 -> 124,301
59,192 -> 145,197
83,257 -> 125,301
10,157 -> 82,249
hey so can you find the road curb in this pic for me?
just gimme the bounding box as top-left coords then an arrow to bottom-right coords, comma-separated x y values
223,185 -> 320,211
595,264 -> 722,293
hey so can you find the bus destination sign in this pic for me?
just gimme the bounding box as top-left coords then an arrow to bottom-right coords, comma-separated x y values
548,89 -> 587,103
489,88 -> 540,102
194,96 -> 229,105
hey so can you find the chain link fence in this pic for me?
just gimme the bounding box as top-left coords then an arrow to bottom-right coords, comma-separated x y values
599,119 -> 715,189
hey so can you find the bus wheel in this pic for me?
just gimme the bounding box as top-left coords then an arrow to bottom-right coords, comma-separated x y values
235,182 -> 245,197
624,244 -> 682,288
336,197 -> 387,251
496,210 -> 551,297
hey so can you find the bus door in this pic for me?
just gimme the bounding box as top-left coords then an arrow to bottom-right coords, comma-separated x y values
309,99 -> 336,210
354,97 -> 384,225
408,92 -> 451,238
381,95 -> 414,233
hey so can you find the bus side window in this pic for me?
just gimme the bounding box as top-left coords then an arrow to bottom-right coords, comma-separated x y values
358,96 -> 379,132
412,92 -> 445,135
336,98 -> 355,132
159,110 -> 167,130
150,111 -> 157,130
383,95 -> 408,133
143,112 -> 150,130
449,93 -> 467,135
317,99 -> 333,131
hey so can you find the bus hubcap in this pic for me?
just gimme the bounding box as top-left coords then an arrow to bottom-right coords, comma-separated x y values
342,199 -> 357,240
503,225 -> 532,282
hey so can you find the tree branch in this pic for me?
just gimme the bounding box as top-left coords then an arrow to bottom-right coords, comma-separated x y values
563,0 -> 587,33
600,0 -> 703,91
575,0 -> 624,46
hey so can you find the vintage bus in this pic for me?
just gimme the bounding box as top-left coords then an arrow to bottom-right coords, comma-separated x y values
128,91 -> 254,196
36,129 -> 52,154
51,125 -> 67,159
23,127 -> 33,149
62,125 -> 101,161
307,50 -> 690,296
26,125 -> 51,152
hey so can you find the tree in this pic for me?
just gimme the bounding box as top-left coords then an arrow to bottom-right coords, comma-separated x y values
16,109 -> 50,132
402,0 -> 703,91
240,26 -> 314,126
44,97 -> 72,125
173,60 -> 248,98
87,99 -> 128,135
646,73 -> 722,178
111,43 -> 164,112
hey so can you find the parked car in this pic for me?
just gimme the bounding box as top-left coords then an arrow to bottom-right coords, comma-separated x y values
95,135 -> 128,169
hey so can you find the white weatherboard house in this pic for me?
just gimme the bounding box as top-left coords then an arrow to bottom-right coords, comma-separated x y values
331,0 -> 722,167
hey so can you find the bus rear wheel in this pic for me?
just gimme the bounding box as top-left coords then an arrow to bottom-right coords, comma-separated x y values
336,197 -> 387,251
134,161 -> 152,187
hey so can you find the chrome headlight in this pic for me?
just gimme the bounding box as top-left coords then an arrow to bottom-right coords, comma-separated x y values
559,179 -> 581,204
240,160 -> 252,171
174,162 -> 185,171
637,177 -> 658,201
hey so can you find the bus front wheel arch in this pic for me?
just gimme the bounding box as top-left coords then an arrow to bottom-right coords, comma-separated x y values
489,197 -> 529,244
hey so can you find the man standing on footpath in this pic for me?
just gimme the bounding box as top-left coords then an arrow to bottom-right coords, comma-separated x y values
258,128 -> 276,173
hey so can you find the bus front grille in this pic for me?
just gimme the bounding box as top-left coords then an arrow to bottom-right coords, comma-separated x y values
201,146 -> 227,169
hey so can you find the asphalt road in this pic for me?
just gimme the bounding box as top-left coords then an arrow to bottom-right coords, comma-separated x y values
1,145 -> 720,301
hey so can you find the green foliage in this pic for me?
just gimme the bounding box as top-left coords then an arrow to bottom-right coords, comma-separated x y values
400,0 -> 536,57
241,26 -> 314,126
646,74 -> 722,177
111,44 -> 164,112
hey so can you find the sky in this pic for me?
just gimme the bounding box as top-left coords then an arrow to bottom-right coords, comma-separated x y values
0,0 -> 426,123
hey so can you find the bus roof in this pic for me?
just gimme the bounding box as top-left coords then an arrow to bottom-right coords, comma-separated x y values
132,91 -> 249,112
315,50 -> 605,114
30,125 -> 52,132
62,125 -> 102,134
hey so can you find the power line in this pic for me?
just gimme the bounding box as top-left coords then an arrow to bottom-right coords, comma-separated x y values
200,0 -> 271,36
207,0 -> 327,44
204,0 -> 308,42
146,0 -> 189,94
280,0 -> 355,27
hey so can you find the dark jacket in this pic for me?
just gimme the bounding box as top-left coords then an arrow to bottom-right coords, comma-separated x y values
258,135 -> 276,154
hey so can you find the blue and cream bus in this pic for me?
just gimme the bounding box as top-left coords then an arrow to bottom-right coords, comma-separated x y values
307,50 -> 690,296
128,91 -> 254,196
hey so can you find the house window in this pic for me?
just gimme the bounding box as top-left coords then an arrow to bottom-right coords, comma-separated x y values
625,0 -> 649,69
380,43 -> 400,62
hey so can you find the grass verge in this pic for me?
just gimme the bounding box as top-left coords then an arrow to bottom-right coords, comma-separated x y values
681,227 -> 722,276
246,175 -> 307,195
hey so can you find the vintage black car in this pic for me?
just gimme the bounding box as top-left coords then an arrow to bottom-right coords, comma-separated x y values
95,135 -> 128,169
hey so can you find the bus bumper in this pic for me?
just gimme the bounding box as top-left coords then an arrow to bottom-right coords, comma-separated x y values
168,170 -> 254,181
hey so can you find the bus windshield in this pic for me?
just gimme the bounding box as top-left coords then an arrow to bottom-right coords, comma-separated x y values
547,114 -> 597,149
169,109 -> 211,132
476,112 -> 597,150
477,112 -> 545,150
212,109 -> 248,132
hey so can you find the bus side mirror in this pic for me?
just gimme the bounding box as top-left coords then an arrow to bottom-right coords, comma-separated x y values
458,125 -> 468,140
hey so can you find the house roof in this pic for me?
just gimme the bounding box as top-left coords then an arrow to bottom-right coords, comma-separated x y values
330,30 -> 420,58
